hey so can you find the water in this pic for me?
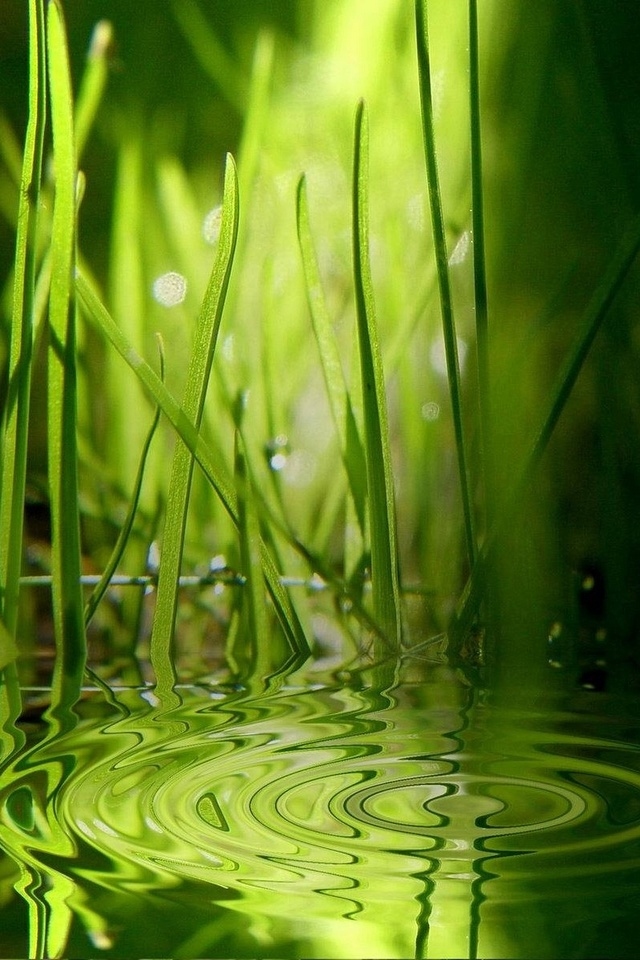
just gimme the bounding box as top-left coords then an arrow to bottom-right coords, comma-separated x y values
1,664 -> 640,958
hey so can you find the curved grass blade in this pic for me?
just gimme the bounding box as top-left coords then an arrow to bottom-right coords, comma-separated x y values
450,211 -> 640,651
150,154 -> 239,690
296,174 -> 367,535
415,0 -> 477,568
75,272 -> 309,661
45,0 -> 86,689
84,337 -> 164,628
352,100 -> 402,651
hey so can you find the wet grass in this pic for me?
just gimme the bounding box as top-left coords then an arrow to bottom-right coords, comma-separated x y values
1,0 -> 640,703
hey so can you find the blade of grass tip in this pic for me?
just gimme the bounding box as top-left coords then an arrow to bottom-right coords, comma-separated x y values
450,210 -> 640,651
46,0 -> 86,693
74,19 -> 113,162
296,174 -> 367,535
150,153 -> 239,692
84,336 -> 164,628
468,0 -> 492,524
415,0 -> 477,569
352,99 -> 402,651
0,0 -> 46,640
75,270 -> 309,657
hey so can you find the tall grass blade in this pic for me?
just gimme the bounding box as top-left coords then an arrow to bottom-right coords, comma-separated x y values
450,211 -> 640,652
296,174 -> 367,535
150,154 -> 239,690
0,0 -> 46,644
352,100 -> 402,651
468,0 -> 492,522
76,273 -> 309,661
45,0 -> 86,689
0,0 -> 45,746
415,0 -> 477,568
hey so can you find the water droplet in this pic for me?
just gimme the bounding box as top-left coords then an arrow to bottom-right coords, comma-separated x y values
202,205 -> 222,244
147,540 -> 160,574
269,452 -> 288,471
421,401 -> 440,421
449,230 -> 470,266
152,271 -> 187,307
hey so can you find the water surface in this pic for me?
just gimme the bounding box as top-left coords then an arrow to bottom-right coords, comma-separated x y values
1,664 -> 640,958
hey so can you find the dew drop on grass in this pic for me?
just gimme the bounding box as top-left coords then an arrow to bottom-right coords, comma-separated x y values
202,205 -> 223,244
152,271 -> 187,307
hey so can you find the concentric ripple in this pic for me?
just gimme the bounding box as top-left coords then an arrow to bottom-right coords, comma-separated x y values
2,682 -> 640,956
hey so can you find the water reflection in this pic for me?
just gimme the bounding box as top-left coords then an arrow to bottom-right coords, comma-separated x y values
1,670 -> 640,958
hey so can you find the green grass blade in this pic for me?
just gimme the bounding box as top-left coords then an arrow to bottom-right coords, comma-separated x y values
150,154 -> 239,689
74,19 -> 113,161
468,0 -> 492,522
0,0 -> 46,646
84,338 -> 164,628
450,211 -> 640,652
234,407 -> 271,679
296,174 -> 367,535
415,0 -> 477,568
352,99 -> 402,651
46,0 -> 86,686
75,272 -> 309,661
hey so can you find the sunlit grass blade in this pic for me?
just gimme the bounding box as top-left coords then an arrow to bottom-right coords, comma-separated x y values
352,99 -> 402,651
450,210 -> 640,652
74,19 -> 113,161
415,0 -> 477,569
45,0 -> 86,689
84,338 -> 164,628
150,153 -> 238,690
296,174 -> 367,536
75,271 -> 309,660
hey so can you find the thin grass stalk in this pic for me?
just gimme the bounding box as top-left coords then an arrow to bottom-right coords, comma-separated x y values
415,0 -> 476,569
45,0 -> 86,689
352,100 -> 402,651
0,0 -> 46,642
468,0 -> 492,522
450,211 -> 640,651
76,271 -> 309,659
150,154 -> 239,690
234,406 -> 271,680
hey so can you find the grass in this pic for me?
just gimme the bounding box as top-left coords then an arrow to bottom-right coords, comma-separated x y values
1,0 -> 640,703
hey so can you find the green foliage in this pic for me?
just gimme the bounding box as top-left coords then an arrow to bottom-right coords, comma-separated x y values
1,0 -> 639,693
